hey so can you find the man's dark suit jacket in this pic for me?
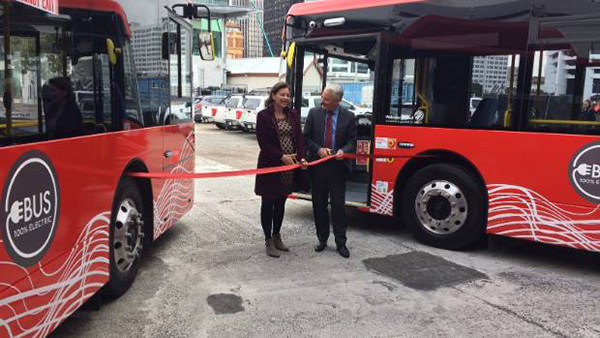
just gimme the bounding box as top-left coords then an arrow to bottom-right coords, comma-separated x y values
303,106 -> 357,170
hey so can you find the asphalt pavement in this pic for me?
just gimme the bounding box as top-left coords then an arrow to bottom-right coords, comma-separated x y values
51,123 -> 600,338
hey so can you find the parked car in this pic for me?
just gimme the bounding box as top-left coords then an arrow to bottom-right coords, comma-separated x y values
78,98 -> 96,122
193,97 -> 203,122
469,97 -> 482,116
215,94 -> 244,129
240,95 -> 268,132
166,101 -> 192,124
300,94 -> 371,123
224,94 -> 248,130
199,95 -> 227,123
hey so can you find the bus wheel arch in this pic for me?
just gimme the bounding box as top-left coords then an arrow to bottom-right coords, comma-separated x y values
104,160 -> 154,299
394,150 -> 488,250
122,160 -> 154,246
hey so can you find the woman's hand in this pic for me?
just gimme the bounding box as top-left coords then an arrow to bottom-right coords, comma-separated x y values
281,154 -> 296,165
300,159 -> 309,169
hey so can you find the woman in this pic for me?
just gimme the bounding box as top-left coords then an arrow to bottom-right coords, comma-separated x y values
45,77 -> 83,139
255,82 -> 307,258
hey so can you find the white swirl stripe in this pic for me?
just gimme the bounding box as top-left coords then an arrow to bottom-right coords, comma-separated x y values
153,132 -> 195,240
0,133 -> 195,337
487,184 -> 600,252
0,212 -> 110,338
370,183 -> 394,216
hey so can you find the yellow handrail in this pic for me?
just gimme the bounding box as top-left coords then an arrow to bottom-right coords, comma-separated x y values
0,121 -> 39,129
504,110 -> 512,127
416,92 -> 430,124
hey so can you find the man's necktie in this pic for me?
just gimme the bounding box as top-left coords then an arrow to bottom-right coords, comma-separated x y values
325,110 -> 333,149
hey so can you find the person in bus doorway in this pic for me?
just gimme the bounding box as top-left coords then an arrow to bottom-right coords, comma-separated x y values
304,83 -> 357,258
44,77 -> 83,139
255,82 -> 308,258
580,100 -> 592,120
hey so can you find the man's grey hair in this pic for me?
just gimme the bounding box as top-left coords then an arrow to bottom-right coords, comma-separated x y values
324,83 -> 344,101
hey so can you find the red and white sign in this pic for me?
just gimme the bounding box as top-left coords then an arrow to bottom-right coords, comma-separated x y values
356,140 -> 370,166
16,0 -> 59,15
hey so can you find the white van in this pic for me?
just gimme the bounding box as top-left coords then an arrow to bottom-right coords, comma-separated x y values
240,95 -> 268,132
199,96 -> 226,122
300,94 -> 371,123
215,95 -> 244,129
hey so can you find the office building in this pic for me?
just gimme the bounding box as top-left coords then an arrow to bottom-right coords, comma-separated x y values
231,0 -> 264,58
263,0 -> 302,56
472,55 -> 510,94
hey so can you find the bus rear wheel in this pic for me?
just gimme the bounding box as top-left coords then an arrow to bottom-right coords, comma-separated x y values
105,177 -> 147,299
401,163 -> 487,250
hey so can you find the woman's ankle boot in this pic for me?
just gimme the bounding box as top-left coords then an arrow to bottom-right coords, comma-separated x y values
265,239 -> 280,258
273,234 -> 289,251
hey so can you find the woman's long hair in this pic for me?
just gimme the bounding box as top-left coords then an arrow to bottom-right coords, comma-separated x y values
48,77 -> 76,102
265,82 -> 290,110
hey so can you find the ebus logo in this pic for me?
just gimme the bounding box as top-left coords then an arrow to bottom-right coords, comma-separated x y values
1,150 -> 60,267
570,142 -> 600,203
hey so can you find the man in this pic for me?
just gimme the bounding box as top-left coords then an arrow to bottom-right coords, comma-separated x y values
304,84 -> 357,258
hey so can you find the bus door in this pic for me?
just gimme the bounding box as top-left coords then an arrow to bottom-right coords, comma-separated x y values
291,37 -> 377,207
162,11 -> 194,172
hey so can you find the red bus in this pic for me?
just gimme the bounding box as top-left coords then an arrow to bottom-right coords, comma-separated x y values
0,1 -> 210,336
286,0 -> 600,252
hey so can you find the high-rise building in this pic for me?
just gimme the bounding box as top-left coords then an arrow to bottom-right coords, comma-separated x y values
131,22 -> 168,76
226,20 -> 245,59
263,0 -> 302,57
231,0 -> 264,58
472,56 -> 510,94
544,50 -> 600,100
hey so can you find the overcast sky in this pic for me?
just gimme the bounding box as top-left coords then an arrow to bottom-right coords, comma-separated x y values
120,0 -> 177,26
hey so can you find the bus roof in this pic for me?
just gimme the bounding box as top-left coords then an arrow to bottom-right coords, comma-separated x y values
59,0 -> 131,37
288,0 -> 421,16
289,0 -> 600,18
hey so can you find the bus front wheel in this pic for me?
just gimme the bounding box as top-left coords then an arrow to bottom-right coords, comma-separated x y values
105,177 -> 147,298
401,163 -> 487,250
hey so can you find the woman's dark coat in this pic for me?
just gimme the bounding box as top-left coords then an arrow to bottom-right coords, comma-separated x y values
254,107 -> 306,199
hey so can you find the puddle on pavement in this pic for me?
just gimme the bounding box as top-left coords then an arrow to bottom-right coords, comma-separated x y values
207,293 -> 245,314
363,251 -> 487,291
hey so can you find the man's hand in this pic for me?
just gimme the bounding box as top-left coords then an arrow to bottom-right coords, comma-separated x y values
318,148 -> 331,158
336,149 -> 344,160
281,154 -> 296,165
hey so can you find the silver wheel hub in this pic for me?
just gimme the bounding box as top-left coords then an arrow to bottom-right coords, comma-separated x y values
113,198 -> 144,273
415,180 -> 468,235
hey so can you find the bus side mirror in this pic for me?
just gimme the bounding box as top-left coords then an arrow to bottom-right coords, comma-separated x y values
106,38 -> 121,65
198,31 -> 215,61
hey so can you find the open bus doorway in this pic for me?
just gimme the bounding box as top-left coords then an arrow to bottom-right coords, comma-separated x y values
290,37 -> 376,207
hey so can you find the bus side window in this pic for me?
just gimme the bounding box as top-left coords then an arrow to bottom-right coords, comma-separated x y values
123,42 -> 143,128
165,19 -> 193,125
524,29 -> 600,135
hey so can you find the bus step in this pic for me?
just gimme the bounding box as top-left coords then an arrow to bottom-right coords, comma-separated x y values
290,192 -> 369,209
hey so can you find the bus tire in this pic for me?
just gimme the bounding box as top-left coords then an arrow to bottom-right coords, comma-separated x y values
105,177 -> 147,299
401,163 -> 487,250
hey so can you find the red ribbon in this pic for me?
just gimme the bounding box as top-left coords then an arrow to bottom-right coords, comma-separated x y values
126,154 -> 418,180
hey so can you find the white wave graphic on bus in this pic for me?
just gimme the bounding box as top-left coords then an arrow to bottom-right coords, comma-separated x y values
488,184 -> 600,252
